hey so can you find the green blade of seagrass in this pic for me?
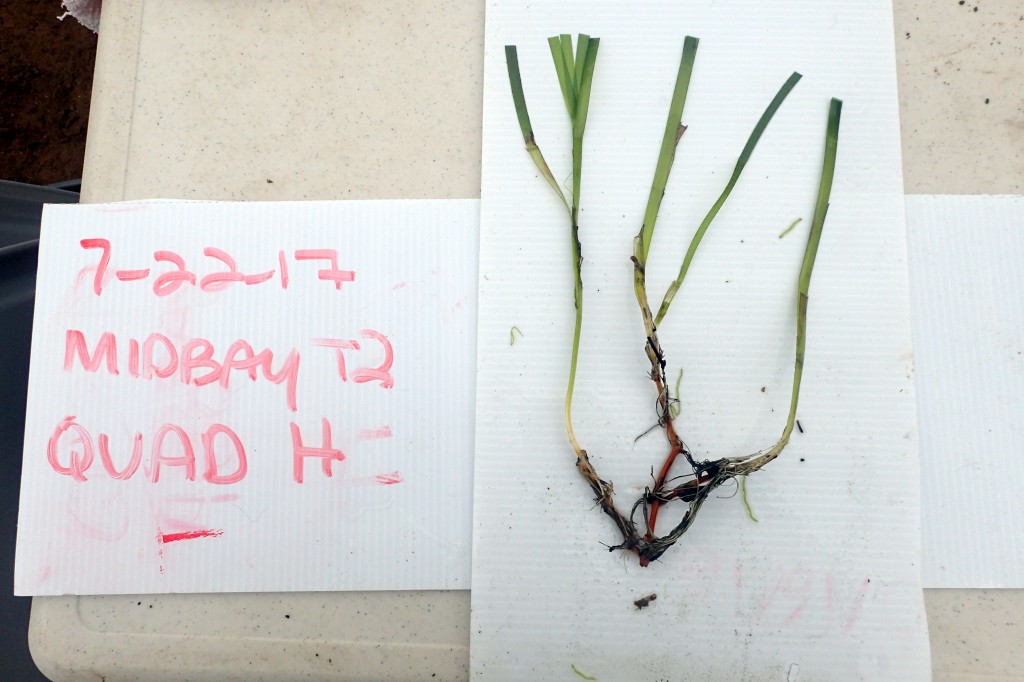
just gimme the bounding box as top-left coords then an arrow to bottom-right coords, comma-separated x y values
548,36 -> 576,118
505,44 -> 570,214
637,36 -> 699,266
782,97 -> 842,442
655,71 -> 803,325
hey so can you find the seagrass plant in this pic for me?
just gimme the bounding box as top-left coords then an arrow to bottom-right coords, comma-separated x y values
505,35 -> 842,566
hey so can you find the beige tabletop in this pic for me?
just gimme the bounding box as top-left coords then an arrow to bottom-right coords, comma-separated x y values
28,0 -> 1024,680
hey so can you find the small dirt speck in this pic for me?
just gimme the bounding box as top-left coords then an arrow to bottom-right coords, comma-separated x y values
634,592 -> 657,609
985,98 -> 990,104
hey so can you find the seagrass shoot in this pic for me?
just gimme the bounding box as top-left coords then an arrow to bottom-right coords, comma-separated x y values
504,34 -> 842,566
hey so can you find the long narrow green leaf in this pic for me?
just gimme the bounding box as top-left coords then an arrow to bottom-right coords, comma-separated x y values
548,37 -> 575,118
572,38 -> 600,139
798,98 -> 841,297
565,33 -> 598,456
573,34 -> 591,97
637,36 -> 699,266
736,97 -> 842,476
505,45 -> 570,214
505,45 -> 533,141
655,71 -> 803,325
781,97 -> 842,441
559,34 -> 576,92
569,38 -> 599,228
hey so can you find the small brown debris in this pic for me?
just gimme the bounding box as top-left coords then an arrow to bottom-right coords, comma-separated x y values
633,592 -> 657,609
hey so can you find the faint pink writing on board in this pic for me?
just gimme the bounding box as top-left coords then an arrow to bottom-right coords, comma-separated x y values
47,416 -> 246,483
80,239 -> 355,296
45,413 -> 397,485
62,328 -> 394,412
45,238 -> 401,486
54,325 -> 396,484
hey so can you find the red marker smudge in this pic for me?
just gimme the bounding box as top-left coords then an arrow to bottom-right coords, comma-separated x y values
160,529 -> 224,543
115,268 -> 150,281
392,281 -> 406,290
374,471 -> 403,486
357,426 -> 393,440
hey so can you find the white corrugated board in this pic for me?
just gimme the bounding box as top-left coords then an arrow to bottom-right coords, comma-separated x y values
17,199 -> 478,595
472,1 -> 932,679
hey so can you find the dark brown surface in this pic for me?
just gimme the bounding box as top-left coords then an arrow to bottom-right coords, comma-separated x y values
0,4 -> 97,185
1,6 -> 93,679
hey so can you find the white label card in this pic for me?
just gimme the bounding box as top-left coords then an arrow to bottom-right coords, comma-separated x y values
15,199 -> 478,595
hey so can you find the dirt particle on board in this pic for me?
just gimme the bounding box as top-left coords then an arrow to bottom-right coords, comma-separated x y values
985,98 -> 990,104
633,592 -> 657,609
